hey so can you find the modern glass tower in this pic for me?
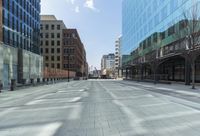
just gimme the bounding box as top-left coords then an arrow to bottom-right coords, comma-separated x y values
2,0 -> 41,54
0,0 -> 43,88
122,0 -> 198,55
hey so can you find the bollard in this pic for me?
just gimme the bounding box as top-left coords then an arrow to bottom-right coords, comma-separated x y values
0,80 -> 2,93
10,79 -> 16,91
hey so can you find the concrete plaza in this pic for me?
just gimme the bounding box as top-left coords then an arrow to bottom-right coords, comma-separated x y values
0,80 -> 200,136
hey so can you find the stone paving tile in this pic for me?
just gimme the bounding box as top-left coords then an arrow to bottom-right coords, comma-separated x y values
2,81 -> 200,136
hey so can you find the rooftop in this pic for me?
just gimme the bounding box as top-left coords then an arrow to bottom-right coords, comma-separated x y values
40,15 -> 57,21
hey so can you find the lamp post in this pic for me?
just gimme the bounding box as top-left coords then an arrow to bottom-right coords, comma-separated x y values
68,54 -> 70,82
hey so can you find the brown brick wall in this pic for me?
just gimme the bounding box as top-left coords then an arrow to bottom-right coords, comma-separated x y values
0,0 -> 2,42
62,29 -> 87,76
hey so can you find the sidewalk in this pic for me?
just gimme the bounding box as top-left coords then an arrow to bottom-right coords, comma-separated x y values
0,79 -> 75,93
122,80 -> 200,97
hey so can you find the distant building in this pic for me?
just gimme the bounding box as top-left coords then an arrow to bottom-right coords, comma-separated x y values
115,36 -> 122,78
101,54 -> 115,78
0,0 -> 43,88
40,15 -> 66,69
62,29 -> 88,78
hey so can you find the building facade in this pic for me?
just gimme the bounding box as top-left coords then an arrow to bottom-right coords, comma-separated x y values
122,0 -> 200,84
40,15 -> 66,70
101,54 -> 115,78
62,29 -> 88,78
0,0 -> 43,88
115,36 -> 122,78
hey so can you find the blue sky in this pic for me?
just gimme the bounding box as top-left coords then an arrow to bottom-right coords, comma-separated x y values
41,0 -> 122,69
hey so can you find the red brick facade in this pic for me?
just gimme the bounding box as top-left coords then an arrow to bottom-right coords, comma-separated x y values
62,29 -> 87,77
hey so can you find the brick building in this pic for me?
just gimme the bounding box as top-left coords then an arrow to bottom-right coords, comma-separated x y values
63,29 -> 88,78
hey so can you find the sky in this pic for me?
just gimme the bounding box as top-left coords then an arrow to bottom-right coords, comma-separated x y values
41,0 -> 122,70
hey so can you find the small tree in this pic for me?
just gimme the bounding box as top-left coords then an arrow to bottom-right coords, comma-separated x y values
173,0 -> 200,89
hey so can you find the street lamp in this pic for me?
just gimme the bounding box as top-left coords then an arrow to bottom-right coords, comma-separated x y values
68,54 -> 70,82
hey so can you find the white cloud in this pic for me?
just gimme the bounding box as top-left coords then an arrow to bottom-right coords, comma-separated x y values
71,0 -> 75,4
75,6 -> 80,13
66,0 -> 75,5
84,0 -> 99,12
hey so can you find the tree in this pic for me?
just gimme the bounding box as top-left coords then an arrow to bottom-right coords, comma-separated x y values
176,0 -> 200,89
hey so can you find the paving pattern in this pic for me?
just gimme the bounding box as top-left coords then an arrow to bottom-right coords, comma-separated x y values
0,80 -> 200,136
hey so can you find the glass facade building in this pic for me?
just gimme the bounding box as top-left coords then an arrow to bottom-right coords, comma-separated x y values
122,0 -> 199,55
2,0 -> 41,54
0,0 -> 43,88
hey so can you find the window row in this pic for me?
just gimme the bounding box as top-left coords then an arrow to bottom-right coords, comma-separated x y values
63,39 -> 74,45
40,40 -> 61,46
63,48 -> 75,54
41,48 -> 61,54
45,63 -> 60,69
41,24 -> 61,30
63,64 -> 75,69
2,0 -> 40,22
2,0 -> 40,21
44,56 -> 61,61
3,28 -> 39,52
40,33 -> 61,39
3,9 -> 40,34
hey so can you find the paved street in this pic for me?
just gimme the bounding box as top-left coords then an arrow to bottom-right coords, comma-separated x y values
1,80 -> 200,136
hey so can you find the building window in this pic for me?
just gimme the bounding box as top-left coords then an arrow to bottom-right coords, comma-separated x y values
51,25 -> 55,30
45,56 -> 49,61
45,41 -> 49,46
57,48 -> 60,53
45,48 -> 49,53
51,33 -> 54,38
41,48 -> 43,54
57,25 -> 60,30
64,48 -> 69,54
64,56 -> 68,60
57,63 -> 60,69
57,56 -> 60,61
143,41 -> 146,49
161,32 -> 165,40
40,33 -> 43,38
45,33 -> 49,38
64,64 -> 68,68
57,41 -> 60,46
46,63 -> 49,67
147,37 -> 151,47
51,56 -> 54,61
40,24 -> 43,30
57,33 -> 60,38
168,26 -> 175,36
51,40 -> 54,46
51,48 -> 54,53
153,33 -> 157,43
51,63 -> 55,68
45,25 -> 49,30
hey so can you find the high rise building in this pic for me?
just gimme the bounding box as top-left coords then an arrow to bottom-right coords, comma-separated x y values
101,54 -> 115,78
122,0 -> 198,55
122,0 -> 200,84
63,29 -> 88,78
115,36 -> 122,78
0,0 -> 43,88
40,15 -> 66,69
